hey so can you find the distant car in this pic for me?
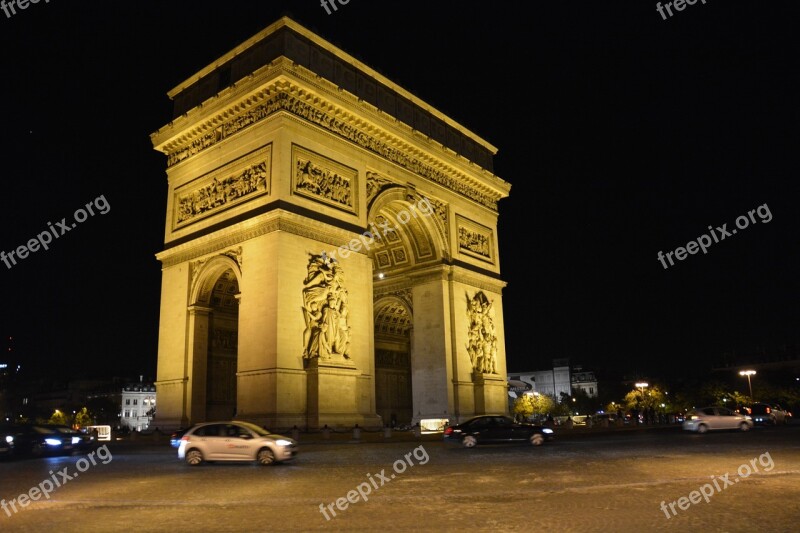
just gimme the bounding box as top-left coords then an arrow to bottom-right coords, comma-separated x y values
177,421 -> 298,466
0,426 -> 13,458
443,415 -> 555,447
682,407 -> 753,433
44,425 -> 98,454
747,403 -> 789,426
170,428 -> 188,448
592,413 -> 620,425
2,424 -> 82,457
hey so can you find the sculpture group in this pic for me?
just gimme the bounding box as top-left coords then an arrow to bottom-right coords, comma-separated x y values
302,253 -> 352,360
466,291 -> 498,374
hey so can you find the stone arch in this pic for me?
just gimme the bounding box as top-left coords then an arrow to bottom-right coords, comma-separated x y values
373,295 -> 413,425
367,188 -> 446,275
187,254 -> 242,422
190,255 -> 242,307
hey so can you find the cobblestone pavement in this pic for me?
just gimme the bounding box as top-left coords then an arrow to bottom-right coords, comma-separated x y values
0,424 -> 798,532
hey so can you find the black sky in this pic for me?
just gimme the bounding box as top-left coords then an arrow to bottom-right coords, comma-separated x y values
1,1 -> 798,383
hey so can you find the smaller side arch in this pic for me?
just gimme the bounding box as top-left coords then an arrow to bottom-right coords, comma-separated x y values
190,255 -> 242,307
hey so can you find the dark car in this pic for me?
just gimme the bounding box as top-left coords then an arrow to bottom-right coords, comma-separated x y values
44,425 -> 99,454
747,403 -> 789,426
170,428 -> 188,448
443,415 -> 555,448
2,424 -> 82,457
0,425 -> 14,458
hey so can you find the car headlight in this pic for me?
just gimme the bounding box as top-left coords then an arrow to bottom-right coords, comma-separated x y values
275,439 -> 293,446
542,428 -> 554,434
5,436 -> 12,444
45,438 -> 61,446
72,437 -> 81,445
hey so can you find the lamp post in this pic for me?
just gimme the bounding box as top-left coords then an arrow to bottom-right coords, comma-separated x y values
635,382 -> 648,403
739,370 -> 756,401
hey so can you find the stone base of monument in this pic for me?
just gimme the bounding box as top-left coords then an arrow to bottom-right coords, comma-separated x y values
305,356 -> 380,429
473,372 -> 508,415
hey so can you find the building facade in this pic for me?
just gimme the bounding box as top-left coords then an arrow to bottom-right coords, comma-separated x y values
571,366 -> 598,398
120,382 -> 156,431
151,18 -> 511,430
509,359 -> 598,401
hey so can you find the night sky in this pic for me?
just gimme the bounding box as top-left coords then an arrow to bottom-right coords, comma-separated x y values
1,1 -> 797,384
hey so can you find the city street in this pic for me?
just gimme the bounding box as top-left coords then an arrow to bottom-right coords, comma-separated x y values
0,424 -> 798,532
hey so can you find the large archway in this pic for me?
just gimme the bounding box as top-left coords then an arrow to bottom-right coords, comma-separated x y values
374,296 -> 413,425
205,269 -> 239,420
369,188 -> 446,425
189,256 -> 241,422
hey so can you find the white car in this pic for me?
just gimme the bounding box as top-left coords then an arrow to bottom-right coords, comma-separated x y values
682,407 -> 753,433
177,421 -> 298,466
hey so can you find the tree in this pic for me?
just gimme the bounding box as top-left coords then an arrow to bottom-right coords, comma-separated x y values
74,407 -> 95,428
48,410 -> 69,426
513,393 -> 555,420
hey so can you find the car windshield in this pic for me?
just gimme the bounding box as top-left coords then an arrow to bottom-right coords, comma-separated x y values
50,426 -> 79,434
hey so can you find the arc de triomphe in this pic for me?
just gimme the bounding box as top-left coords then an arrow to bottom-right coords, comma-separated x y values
150,17 -> 511,430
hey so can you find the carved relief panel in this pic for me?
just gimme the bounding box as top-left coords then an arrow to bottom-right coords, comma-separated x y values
456,215 -> 494,263
292,144 -> 357,215
173,145 -> 271,230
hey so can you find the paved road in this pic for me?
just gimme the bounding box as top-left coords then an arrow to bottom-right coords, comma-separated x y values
0,424 -> 798,532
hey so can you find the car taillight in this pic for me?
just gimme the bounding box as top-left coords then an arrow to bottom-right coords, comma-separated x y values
443,427 -> 453,436
181,435 -> 190,441
766,407 -> 771,414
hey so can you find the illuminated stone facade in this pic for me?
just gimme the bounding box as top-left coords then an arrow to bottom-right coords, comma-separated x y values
150,17 -> 511,429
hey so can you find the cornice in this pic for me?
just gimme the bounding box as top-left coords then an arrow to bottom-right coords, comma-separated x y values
152,62 -> 510,212
155,209 -> 359,268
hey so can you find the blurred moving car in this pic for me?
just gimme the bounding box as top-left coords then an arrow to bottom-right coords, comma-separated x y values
170,428 -> 188,448
0,426 -> 13,458
177,421 -> 298,466
1,424 -> 84,457
682,407 -> 753,433
747,403 -> 789,426
45,425 -> 98,454
443,415 -> 555,447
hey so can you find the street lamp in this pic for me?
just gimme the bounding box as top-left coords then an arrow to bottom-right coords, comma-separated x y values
739,370 -> 756,400
635,382 -> 648,402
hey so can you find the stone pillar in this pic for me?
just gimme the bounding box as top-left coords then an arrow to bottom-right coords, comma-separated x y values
411,277 -> 453,423
473,372 -> 507,414
186,305 -> 212,424
305,357 -> 360,429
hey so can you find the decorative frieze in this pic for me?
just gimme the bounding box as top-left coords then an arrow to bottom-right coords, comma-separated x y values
292,144 -> 357,214
456,215 -> 494,263
173,146 -> 271,229
165,91 -> 498,211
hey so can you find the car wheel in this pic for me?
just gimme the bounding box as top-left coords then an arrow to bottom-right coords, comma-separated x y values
462,436 -> 477,448
696,424 -> 708,434
739,422 -> 751,432
185,449 -> 204,466
530,433 -> 544,446
257,448 -> 275,465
